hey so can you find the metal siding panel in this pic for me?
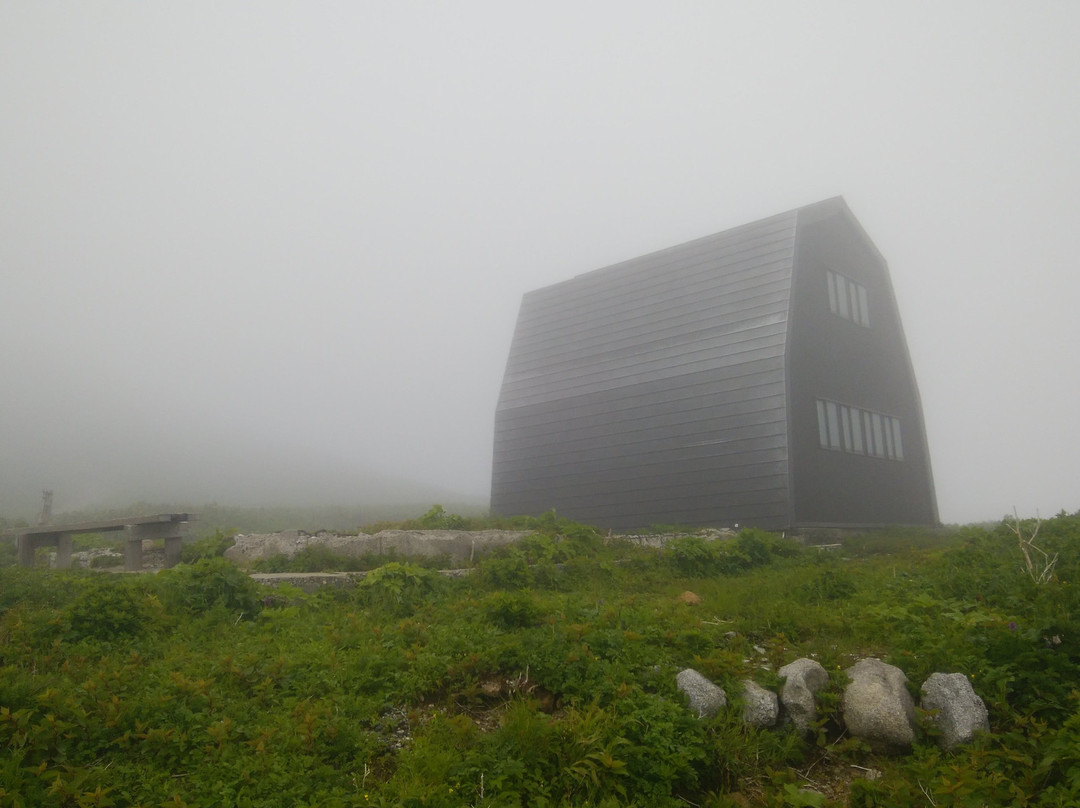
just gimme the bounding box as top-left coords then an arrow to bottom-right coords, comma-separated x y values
494,442 -> 791,488
498,214 -> 798,414
497,361 -> 786,425
508,317 -> 790,383
502,338 -> 789,408
492,211 -> 799,528
511,291 -> 791,371
514,259 -> 794,343
495,450 -> 791,490
525,217 -> 797,305
494,406 -> 788,463
508,280 -> 792,378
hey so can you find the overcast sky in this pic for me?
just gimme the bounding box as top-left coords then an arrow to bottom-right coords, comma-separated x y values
2,2 -> 1078,524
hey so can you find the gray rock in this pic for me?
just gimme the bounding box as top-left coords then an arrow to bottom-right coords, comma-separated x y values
778,658 -> 829,736
742,679 -> 779,728
70,548 -> 125,569
677,669 -> 727,718
920,672 -> 990,749
843,658 -> 918,751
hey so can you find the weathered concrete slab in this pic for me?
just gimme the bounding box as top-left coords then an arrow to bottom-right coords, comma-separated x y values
251,568 -> 475,593
251,572 -> 363,593
225,529 -> 534,567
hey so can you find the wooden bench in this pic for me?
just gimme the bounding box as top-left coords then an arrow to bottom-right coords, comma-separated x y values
3,513 -> 194,571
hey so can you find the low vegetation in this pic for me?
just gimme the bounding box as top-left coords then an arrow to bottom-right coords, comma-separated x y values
1,509 -> 1078,806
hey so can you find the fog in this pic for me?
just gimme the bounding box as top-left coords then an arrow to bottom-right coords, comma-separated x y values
2,2 -> 1078,524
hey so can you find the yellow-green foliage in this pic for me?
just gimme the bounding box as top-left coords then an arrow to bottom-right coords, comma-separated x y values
0,510 -> 1079,806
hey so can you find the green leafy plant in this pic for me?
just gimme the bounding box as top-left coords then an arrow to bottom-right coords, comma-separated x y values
357,562 -> 442,616
483,591 -> 542,630
417,504 -> 468,530
157,556 -> 263,618
65,577 -> 155,641
180,529 -> 236,563
1,510 -> 1079,806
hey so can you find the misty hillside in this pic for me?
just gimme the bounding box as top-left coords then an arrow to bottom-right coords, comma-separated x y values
0,416 -> 485,522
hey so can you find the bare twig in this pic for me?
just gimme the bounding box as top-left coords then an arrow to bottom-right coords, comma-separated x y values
1010,508 -> 1057,584
917,779 -> 937,806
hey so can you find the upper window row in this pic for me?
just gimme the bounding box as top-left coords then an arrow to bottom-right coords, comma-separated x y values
826,269 -> 870,328
816,398 -> 903,460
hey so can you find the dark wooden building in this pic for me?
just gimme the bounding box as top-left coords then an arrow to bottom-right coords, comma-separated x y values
491,198 -> 938,531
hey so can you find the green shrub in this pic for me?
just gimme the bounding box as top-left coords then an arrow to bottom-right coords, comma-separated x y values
180,529 -> 236,563
664,529 -> 796,579
357,562 -> 442,616
0,567 -> 79,613
666,536 -> 719,577
65,578 -> 154,641
477,551 -> 533,590
251,545 -> 453,573
157,556 -> 263,618
417,504 -> 468,530
734,530 -> 771,566
798,567 -> 857,602
483,591 -> 542,629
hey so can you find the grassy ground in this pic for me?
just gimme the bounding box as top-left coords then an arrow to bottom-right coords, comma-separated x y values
1,511 -> 1078,806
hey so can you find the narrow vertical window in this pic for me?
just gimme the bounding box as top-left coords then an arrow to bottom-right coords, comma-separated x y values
858,286 -> 870,327
849,283 -> 860,324
836,278 -> 850,319
891,418 -> 904,460
826,271 -> 838,314
871,413 -> 885,457
817,400 -> 829,447
884,417 -> 896,458
850,408 -> 864,453
840,406 -> 853,452
863,411 -> 875,455
826,401 -> 841,449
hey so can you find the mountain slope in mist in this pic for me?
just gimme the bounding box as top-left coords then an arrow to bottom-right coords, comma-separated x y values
0,414 -> 482,521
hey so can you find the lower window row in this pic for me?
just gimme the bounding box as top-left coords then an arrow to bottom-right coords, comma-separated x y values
816,398 -> 903,460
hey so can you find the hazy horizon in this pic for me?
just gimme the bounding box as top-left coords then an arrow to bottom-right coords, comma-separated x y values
3,3 -> 1079,525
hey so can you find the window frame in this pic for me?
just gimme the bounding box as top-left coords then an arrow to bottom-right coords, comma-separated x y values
825,269 -> 870,329
815,398 -> 903,461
